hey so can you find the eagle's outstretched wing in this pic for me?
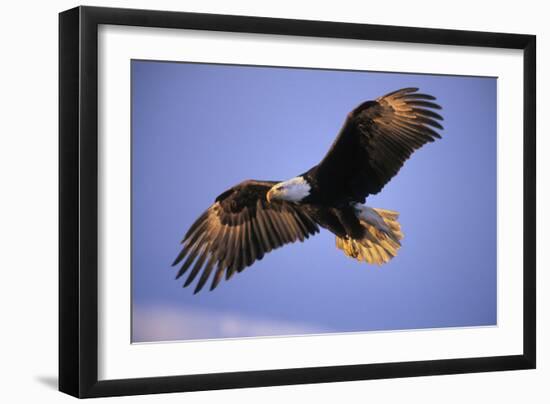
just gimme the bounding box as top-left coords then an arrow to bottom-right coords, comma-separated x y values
311,87 -> 444,203
172,180 -> 319,293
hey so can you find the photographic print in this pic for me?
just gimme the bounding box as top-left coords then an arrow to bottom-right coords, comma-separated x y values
131,60 -> 497,343
59,8 -> 535,396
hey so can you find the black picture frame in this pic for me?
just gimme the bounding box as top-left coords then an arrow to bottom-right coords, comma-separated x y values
59,5 -> 536,398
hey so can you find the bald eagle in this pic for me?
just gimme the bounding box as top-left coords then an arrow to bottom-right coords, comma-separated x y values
173,87 -> 443,293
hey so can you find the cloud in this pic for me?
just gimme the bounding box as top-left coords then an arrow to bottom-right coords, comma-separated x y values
132,304 -> 330,343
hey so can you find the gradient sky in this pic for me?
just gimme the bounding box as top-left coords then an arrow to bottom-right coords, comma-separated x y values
131,60 -> 497,343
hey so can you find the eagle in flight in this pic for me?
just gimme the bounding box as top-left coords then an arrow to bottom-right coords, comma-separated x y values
173,87 -> 443,293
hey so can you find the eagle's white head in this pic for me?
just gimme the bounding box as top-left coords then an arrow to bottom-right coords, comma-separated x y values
267,176 -> 311,203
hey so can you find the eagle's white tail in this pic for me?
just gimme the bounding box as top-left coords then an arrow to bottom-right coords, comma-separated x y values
335,207 -> 403,265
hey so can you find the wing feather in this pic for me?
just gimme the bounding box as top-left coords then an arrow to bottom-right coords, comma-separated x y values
195,255 -> 217,294
263,208 -> 285,246
254,201 -> 272,252
269,208 -> 290,243
175,230 -> 208,279
184,243 -> 209,287
289,209 -> 309,237
210,262 -> 226,291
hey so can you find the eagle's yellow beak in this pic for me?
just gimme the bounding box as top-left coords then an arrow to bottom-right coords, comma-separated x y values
266,188 -> 275,203
267,186 -> 283,203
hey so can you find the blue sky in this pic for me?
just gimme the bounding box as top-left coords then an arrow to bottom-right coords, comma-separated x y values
131,60 -> 497,342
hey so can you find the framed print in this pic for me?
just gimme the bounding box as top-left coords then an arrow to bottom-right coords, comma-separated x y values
59,5 -> 536,398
